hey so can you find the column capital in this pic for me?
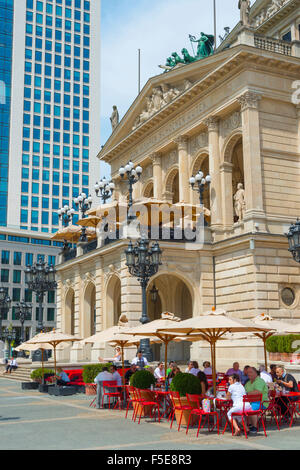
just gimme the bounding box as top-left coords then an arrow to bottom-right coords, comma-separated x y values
237,91 -> 262,111
204,116 -> 219,131
173,135 -> 189,150
149,152 -> 162,165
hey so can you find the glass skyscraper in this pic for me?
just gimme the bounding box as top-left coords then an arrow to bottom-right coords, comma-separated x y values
0,0 -> 100,338
5,0 -> 101,233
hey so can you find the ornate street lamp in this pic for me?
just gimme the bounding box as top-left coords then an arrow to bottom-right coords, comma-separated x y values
57,204 -> 75,252
119,161 -> 142,218
189,170 -> 211,206
95,177 -> 115,204
25,257 -> 57,332
3,326 -> 16,358
74,192 -> 93,242
0,288 -> 11,341
15,301 -> 32,346
286,219 -> 300,263
125,238 -> 162,360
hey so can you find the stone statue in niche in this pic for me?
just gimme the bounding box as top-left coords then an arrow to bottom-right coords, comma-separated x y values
234,183 -> 246,221
110,105 -> 119,131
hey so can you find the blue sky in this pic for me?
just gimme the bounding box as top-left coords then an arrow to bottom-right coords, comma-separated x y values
99,0 -> 240,176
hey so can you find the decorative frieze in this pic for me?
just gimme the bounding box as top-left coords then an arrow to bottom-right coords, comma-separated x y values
251,0 -> 290,28
221,111 -> 242,137
190,132 -> 208,155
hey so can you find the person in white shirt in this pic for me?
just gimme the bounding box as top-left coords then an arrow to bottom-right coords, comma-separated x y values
131,350 -> 149,369
259,365 -> 273,384
94,367 -> 114,409
226,373 -> 251,436
110,365 -> 122,386
189,361 -> 200,376
154,362 -> 165,381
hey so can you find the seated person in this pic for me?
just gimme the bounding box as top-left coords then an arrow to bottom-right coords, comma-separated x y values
124,364 -> 137,385
166,361 -> 176,377
241,365 -> 250,385
203,361 -> 213,376
5,357 -> 18,374
197,371 -> 209,395
226,362 -> 242,381
259,365 -> 272,384
110,365 -> 122,386
94,367 -> 114,409
189,361 -> 200,376
154,362 -> 165,381
55,368 -> 71,386
98,346 -> 122,364
226,373 -> 251,436
244,367 -> 269,435
167,366 -> 181,385
275,366 -> 299,418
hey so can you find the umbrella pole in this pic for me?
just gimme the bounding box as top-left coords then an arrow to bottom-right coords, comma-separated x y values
263,335 -> 268,372
41,349 -> 44,385
211,339 -> 217,396
121,344 -> 126,407
164,339 -> 168,391
54,344 -> 57,384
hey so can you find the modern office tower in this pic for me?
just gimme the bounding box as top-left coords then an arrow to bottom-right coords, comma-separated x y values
0,0 -> 101,341
6,0 -> 101,233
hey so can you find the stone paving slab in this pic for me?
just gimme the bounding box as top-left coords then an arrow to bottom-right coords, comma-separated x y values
1,379 -> 300,451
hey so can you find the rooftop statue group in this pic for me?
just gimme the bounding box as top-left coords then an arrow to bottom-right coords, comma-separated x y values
163,32 -> 215,71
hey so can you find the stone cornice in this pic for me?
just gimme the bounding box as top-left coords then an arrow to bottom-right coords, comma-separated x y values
99,45 -> 300,165
204,116 -> 220,131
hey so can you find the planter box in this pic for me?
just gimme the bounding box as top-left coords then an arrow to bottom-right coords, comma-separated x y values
280,353 -> 290,362
173,396 -> 199,427
48,386 -> 77,396
269,352 -> 281,361
21,382 -> 39,390
39,384 -> 55,393
85,384 -> 97,395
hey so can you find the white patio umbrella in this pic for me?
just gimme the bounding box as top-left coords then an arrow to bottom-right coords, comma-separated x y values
157,308 -> 272,395
27,330 -> 81,376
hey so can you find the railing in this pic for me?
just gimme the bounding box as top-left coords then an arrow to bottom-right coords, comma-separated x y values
254,35 -> 292,56
62,247 -> 77,262
82,239 -> 97,254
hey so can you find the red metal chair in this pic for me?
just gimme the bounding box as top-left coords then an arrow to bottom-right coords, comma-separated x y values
134,389 -> 161,424
230,394 -> 267,439
262,390 -> 280,430
88,383 -> 98,408
101,381 -> 122,410
169,391 -> 192,432
214,398 -> 233,434
279,392 -> 300,427
186,394 -> 219,437
125,386 -> 139,420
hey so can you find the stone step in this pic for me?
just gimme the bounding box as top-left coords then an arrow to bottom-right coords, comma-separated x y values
0,366 -> 32,382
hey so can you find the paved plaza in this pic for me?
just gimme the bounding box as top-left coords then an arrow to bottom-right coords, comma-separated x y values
0,378 -> 300,451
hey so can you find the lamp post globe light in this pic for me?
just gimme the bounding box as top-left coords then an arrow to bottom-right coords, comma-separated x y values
74,192 -> 93,242
125,238 -> 162,361
189,171 -> 211,206
95,177 -> 115,204
0,288 -> 11,340
58,205 -> 76,252
119,161 -> 142,218
15,301 -> 32,346
25,257 -> 57,333
286,219 -> 300,263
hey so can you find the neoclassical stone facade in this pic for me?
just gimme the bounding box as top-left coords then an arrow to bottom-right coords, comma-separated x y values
56,1 -> 300,368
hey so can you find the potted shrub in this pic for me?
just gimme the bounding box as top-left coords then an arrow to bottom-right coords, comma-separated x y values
82,363 -> 112,395
130,370 -> 156,417
30,368 -> 55,384
266,336 -> 280,361
170,373 -> 202,426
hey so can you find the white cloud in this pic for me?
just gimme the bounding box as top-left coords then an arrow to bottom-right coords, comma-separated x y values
101,0 -> 240,145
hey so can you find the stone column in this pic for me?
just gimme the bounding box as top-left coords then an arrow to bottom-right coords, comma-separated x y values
204,117 -> 222,230
296,105 -> 300,153
219,162 -> 233,230
150,152 -> 162,199
237,91 -> 265,226
173,136 -> 190,203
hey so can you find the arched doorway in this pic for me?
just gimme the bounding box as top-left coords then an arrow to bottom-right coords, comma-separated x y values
105,275 -> 121,328
143,181 -> 154,198
83,283 -> 96,337
223,133 -> 244,224
65,288 -> 75,335
147,274 -> 193,362
165,168 -> 179,204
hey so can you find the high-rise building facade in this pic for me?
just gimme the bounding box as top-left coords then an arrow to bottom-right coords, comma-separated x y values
6,0 -> 101,233
0,0 -> 101,343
